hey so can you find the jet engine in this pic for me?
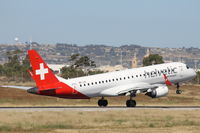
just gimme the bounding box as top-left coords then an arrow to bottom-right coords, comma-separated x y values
146,85 -> 169,98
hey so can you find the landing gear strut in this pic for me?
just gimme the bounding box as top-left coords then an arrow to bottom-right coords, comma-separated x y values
98,97 -> 108,107
176,83 -> 182,94
126,93 -> 136,107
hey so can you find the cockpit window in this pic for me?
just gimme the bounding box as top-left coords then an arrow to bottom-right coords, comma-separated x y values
186,65 -> 189,69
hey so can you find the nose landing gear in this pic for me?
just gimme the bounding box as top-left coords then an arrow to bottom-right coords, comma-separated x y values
176,83 -> 182,94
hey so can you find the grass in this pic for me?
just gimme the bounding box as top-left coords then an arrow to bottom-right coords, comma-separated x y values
0,84 -> 200,132
0,84 -> 200,106
0,110 -> 200,133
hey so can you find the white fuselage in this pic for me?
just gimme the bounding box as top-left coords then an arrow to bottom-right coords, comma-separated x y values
57,62 -> 196,97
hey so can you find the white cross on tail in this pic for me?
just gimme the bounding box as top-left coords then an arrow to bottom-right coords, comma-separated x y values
36,63 -> 48,80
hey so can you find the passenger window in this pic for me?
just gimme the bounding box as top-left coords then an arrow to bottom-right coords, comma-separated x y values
88,83 -> 90,86
112,79 -> 114,81
124,77 -> 126,80
128,76 -> 130,79
132,76 -> 134,78
186,65 -> 189,69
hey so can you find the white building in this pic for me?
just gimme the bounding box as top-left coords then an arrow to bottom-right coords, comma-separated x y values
47,64 -> 69,74
97,65 -> 127,72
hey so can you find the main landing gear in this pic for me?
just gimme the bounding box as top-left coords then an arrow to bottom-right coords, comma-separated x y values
126,99 -> 136,107
126,93 -> 136,107
98,97 -> 108,107
176,83 -> 182,94
98,94 -> 137,107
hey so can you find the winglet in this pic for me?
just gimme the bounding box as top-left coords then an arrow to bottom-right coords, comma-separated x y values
164,74 -> 172,86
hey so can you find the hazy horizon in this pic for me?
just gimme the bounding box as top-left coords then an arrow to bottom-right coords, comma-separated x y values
1,42 -> 199,49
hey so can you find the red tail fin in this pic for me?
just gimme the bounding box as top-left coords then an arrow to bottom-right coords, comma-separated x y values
164,74 -> 172,86
28,50 -> 59,87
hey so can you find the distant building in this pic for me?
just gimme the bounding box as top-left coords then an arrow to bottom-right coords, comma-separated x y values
144,48 -> 151,58
164,60 -> 173,63
47,64 -> 68,74
196,69 -> 200,72
132,54 -> 138,68
97,65 -> 127,72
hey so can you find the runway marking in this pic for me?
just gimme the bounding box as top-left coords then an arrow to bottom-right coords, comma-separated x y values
0,106 -> 200,112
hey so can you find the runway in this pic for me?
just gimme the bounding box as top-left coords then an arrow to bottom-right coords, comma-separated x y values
0,106 -> 200,112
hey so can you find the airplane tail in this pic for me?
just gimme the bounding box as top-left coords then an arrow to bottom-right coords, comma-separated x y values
28,49 -> 59,88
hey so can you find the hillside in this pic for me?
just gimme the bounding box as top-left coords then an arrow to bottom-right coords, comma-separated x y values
0,43 -> 200,68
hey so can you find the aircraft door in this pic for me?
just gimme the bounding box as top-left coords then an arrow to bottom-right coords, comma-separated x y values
178,66 -> 184,78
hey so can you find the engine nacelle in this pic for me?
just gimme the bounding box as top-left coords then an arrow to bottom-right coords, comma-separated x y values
146,85 -> 169,98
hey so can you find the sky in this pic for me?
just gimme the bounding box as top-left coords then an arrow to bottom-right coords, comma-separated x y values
0,0 -> 200,48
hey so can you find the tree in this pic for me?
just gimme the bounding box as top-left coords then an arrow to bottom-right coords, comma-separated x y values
74,56 -> 96,68
1,50 -> 32,82
192,71 -> 200,84
69,54 -> 80,61
143,54 -> 164,66
3,55 -> 21,78
69,54 -> 96,68
61,66 -> 85,79
88,70 -> 104,75
61,54 -> 102,79
21,55 -> 32,81
0,64 -> 3,76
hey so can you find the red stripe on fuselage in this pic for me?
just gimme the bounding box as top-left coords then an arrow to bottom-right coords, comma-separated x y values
38,82 -> 89,99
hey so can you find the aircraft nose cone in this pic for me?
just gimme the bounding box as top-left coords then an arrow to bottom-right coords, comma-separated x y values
191,69 -> 197,79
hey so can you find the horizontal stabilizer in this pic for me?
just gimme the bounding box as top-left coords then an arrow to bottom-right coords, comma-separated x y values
0,85 -> 32,90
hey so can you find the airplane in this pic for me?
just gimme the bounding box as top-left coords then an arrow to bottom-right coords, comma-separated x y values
1,49 -> 197,107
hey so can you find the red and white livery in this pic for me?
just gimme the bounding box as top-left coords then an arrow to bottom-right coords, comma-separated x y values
2,50 -> 197,107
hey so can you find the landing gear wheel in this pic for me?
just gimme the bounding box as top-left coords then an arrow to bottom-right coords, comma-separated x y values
176,89 -> 182,94
126,100 -> 136,107
98,99 -> 108,107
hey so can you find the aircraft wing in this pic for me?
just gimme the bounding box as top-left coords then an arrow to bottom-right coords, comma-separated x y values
100,74 -> 172,96
0,85 -> 32,90
100,82 -> 163,96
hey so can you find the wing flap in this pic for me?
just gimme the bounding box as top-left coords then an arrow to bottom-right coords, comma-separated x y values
100,74 -> 173,97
